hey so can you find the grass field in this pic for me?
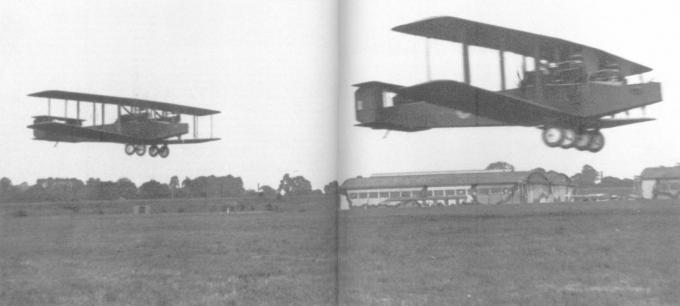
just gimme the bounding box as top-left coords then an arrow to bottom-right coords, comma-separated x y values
0,197 -> 337,306
339,200 -> 680,305
1,198 -> 679,305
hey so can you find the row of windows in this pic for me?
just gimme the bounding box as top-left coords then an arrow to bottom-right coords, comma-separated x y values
348,189 -> 470,199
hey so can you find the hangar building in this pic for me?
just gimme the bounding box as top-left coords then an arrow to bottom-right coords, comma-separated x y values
639,166 -> 680,199
340,169 -> 573,209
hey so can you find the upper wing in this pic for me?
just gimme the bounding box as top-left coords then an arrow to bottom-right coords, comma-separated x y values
28,90 -> 220,116
396,80 -> 568,126
28,122 -> 144,143
392,16 -> 651,76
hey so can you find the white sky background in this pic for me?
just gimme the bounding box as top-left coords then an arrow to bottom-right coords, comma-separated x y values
0,0 -> 337,189
1,1 -> 678,189
339,0 -> 680,181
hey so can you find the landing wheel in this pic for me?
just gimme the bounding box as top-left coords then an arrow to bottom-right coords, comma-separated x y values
149,145 -> 159,157
574,132 -> 592,151
124,144 -> 136,156
158,145 -> 170,158
560,129 -> 576,148
542,127 -> 564,147
135,145 -> 146,156
587,131 -> 605,153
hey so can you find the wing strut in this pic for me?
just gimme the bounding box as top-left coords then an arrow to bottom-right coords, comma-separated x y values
462,42 -> 470,84
425,38 -> 432,81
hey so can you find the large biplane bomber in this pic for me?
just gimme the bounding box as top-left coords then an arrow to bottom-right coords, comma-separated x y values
353,16 -> 663,152
28,91 -> 220,157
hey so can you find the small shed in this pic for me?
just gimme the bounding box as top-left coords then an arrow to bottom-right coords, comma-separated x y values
639,166 -> 680,199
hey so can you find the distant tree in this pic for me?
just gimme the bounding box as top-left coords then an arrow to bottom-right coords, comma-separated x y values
598,176 -> 634,187
571,164 -> 599,187
277,173 -> 313,196
530,167 -> 546,174
0,177 -> 11,191
258,185 -> 277,197
169,176 -> 179,199
139,180 -> 171,199
0,177 -> 14,202
486,161 -> 515,171
115,178 -> 138,199
323,181 -> 339,196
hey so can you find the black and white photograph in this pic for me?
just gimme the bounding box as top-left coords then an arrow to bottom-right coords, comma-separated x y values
1,0 -> 679,305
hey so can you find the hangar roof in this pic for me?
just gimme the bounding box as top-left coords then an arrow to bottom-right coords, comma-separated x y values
342,170 -> 560,190
640,166 -> 680,179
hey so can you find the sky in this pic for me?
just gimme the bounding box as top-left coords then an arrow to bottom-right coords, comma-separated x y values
339,0 -> 680,181
0,0 -> 337,189
0,0 -> 678,190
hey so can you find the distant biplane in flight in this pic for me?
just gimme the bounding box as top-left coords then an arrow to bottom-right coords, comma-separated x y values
27,90 -> 220,158
353,16 -> 663,152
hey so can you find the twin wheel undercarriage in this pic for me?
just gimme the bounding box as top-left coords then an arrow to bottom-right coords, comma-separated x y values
124,144 -> 170,158
541,127 -> 605,152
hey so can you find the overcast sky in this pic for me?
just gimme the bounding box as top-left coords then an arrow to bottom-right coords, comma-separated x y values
0,0 -> 336,189
339,0 -> 680,181
1,0 -> 678,189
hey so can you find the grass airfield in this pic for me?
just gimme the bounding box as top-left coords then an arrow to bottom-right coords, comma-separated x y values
0,197 -> 337,306
340,200 -> 680,305
1,198 -> 679,305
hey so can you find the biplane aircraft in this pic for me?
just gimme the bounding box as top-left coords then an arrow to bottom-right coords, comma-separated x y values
27,90 -> 220,157
353,16 -> 663,152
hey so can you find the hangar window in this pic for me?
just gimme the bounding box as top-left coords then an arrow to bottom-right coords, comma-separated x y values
390,191 -> 400,197
349,193 -> 357,199
401,191 -> 411,197
369,192 -> 378,198
434,190 -> 444,196
445,190 -> 456,196
359,193 -> 367,199
357,100 -> 364,110
457,190 -> 466,195
426,191 -> 433,196
379,192 -> 389,198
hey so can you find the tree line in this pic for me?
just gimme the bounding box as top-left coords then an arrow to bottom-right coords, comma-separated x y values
486,161 -> 634,188
0,173 -> 339,203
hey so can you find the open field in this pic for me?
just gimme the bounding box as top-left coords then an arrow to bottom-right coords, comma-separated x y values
339,200 -> 680,305
2,198 -> 680,305
0,197 -> 337,306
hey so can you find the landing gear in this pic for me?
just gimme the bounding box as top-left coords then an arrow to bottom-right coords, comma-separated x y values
541,127 -> 605,152
124,143 -> 169,157
158,145 -> 170,158
541,127 -> 564,147
149,145 -> 159,157
135,145 -> 146,156
560,129 -> 576,148
124,144 -> 136,155
587,131 -> 605,153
